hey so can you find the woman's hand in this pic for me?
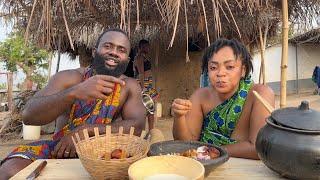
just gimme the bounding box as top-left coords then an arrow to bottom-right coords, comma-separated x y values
171,98 -> 192,118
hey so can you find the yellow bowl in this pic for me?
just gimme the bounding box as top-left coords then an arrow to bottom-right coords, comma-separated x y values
128,155 -> 205,180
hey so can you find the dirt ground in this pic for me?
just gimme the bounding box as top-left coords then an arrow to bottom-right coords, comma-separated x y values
0,92 -> 319,160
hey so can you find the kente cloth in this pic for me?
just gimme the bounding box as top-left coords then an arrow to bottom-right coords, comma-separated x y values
137,76 -> 159,100
200,78 -> 253,146
1,68 -> 121,163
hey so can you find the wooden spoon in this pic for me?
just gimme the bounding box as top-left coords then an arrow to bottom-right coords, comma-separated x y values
252,90 -> 274,113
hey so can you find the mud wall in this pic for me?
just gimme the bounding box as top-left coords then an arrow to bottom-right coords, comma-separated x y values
150,43 -> 203,117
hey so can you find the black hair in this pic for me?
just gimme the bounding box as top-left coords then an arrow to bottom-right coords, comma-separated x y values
138,39 -> 149,49
95,28 -> 128,48
201,38 -> 253,78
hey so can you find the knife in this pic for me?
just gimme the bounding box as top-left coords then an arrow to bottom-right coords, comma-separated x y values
26,160 -> 47,180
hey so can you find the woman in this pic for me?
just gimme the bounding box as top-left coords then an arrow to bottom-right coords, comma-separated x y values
134,39 -> 159,130
172,39 -> 274,159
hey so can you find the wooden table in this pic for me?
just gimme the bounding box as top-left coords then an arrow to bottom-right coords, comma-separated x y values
11,157 -> 284,179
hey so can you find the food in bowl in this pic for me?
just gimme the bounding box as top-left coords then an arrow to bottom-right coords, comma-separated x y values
148,140 -> 229,176
168,146 -> 220,160
100,148 -> 131,160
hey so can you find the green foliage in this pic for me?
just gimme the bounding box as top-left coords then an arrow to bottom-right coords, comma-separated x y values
31,73 -> 47,89
0,31 -> 49,89
0,83 -> 6,89
0,31 -> 48,72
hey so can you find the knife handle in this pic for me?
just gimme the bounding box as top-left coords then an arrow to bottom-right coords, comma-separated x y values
27,160 -> 47,179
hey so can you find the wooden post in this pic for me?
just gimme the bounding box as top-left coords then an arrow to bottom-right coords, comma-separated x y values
258,24 -> 266,85
7,72 -> 13,111
56,35 -> 61,73
280,0 -> 289,108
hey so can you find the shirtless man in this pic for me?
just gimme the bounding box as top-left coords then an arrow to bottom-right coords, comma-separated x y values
0,28 -> 146,179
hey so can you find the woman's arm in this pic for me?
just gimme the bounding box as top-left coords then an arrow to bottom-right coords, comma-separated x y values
172,89 -> 205,140
223,85 -> 275,159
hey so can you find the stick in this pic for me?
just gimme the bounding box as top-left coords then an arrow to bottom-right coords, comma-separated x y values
252,90 -> 274,113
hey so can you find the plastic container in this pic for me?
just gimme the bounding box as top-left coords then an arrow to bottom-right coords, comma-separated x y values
156,103 -> 162,118
23,123 -> 41,140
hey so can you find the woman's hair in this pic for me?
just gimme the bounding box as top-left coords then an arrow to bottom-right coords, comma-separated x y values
201,38 -> 253,78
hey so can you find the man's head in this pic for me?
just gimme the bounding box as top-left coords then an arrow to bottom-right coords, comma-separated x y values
138,39 -> 150,54
202,39 -> 253,93
92,28 -> 131,77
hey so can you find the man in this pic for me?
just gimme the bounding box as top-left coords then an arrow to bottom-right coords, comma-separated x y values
133,40 -> 159,130
0,28 -> 146,179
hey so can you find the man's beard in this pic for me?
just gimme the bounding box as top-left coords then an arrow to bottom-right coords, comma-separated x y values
92,53 -> 129,77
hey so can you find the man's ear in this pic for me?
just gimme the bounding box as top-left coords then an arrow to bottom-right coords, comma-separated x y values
92,48 -> 97,58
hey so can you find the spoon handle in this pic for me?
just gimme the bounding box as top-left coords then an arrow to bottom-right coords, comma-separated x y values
253,90 -> 274,113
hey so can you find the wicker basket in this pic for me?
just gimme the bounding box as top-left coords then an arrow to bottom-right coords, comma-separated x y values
72,126 -> 149,180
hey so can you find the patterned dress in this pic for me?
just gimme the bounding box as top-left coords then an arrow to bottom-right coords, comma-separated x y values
1,68 -> 121,163
200,79 -> 253,146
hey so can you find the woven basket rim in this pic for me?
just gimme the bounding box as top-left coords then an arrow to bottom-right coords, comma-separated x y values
74,133 -> 150,162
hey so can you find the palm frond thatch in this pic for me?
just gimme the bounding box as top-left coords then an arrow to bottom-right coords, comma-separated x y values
0,0 -> 318,57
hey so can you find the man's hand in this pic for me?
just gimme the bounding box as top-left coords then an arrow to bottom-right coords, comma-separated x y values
171,98 -> 192,118
71,75 -> 125,100
52,133 -> 77,159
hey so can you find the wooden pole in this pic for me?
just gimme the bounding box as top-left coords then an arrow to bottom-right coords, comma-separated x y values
258,25 -> 266,85
280,0 -> 289,108
56,35 -> 61,73
7,72 -> 13,111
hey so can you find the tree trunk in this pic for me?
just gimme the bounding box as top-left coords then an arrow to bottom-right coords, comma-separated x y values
47,52 -> 53,82
24,70 -> 33,90
7,72 -> 13,111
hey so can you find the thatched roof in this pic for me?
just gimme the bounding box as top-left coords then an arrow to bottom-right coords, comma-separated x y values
0,0 -> 319,58
289,27 -> 320,45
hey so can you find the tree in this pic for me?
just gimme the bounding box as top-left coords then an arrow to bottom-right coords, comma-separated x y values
0,31 -> 49,90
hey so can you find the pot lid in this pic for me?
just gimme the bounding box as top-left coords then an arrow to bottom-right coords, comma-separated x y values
271,101 -> 320,131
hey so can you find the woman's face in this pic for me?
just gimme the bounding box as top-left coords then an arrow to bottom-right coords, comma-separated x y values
208,46 -> 246,94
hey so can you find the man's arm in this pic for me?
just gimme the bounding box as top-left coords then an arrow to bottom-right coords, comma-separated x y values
23,70 -> 126,126
74,78 -> 146,137
22,70 -> 83,125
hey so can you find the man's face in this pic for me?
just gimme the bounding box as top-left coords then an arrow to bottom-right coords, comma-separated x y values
140,43 -> 150,54
92,31 -> 131,77
208,46 -> 246,94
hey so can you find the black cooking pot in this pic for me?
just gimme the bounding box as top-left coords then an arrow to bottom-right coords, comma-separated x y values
256,101 -> 320,179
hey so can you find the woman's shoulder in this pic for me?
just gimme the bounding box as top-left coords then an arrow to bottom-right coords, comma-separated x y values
250,84 -> 274,97
191,87 -> 215,101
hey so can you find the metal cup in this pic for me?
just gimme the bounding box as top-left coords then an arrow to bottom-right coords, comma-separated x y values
142,93 -> 155,114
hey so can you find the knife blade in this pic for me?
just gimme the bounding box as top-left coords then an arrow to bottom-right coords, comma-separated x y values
26,160 -> 47,180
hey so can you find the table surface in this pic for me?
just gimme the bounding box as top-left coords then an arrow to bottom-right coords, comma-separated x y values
11,157 -> 284,179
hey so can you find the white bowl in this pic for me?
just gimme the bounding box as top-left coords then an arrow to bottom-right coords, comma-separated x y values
128,155 -> 205,180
